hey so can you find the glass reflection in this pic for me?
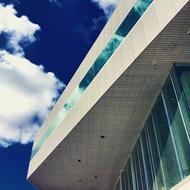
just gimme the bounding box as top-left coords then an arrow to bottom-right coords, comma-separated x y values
141,129 -> 155,190
174,65 -> 190,136
127,159 -> 134,190
152,95 -> 181,188
117,65 -> 190,190
146,116 -> 165,190
137,139 -> 147,190
32,0 -> 153,158
162,76 -> 190,178
121,169 -> 128,190
132,145 -> 141,190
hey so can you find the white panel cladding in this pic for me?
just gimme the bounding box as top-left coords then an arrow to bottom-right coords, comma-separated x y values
29,6 -> 190,190
33,0 -> 137,146
142,4 -> 161,45
173,0 -> 189,10
28,0 -> 190,180
154,0 -> 177,29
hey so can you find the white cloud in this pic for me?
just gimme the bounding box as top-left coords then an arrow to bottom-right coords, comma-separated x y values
0,51 -> 64,147
92,0 -> 120,16
0,4 -> 40,55
0,4 -> 64,147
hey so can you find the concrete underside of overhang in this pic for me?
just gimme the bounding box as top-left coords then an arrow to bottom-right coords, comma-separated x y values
29,3 -> 190,190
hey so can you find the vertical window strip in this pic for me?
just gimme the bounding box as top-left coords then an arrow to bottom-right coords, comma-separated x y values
137,139 -> 147,190
130,155 -> 137,190
169,72 -> 190,177
136,142 -> 143,190
120,175 -> 123,190
144,124 -> 158,190
127,158 -> 134,190
161,90 -> 184,179
132,151 -> 139,190
169,72 -> 190,143
139,135 -> 152,190
147,115 -> 167,190
121,170 -> 127,190
114,65 -> 190,190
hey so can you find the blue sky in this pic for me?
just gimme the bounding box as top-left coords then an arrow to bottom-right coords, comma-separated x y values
0,0 -> 119,189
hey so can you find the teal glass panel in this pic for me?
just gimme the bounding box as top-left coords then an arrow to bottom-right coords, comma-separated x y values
115,65 -> 190,190
162,76 -> 190,178
152,95 -> 181,188
31,0 -> 153,159
146,116 -> 165,190
132,140 -> 146,190
79,34 -> 123,90
121,170 -> 128,190
116,0 -> 153,37
131,152 -> 138,190
127,159 -> 134,190
121,159 -> 134,190
31,86 -> 83,157
136,139 -> 147,190
141,129 -> 155,190
174,65 -> 190,136
176,65 -> 190,109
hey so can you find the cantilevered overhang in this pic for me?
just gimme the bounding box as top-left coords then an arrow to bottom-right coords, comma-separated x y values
28,0 -> 190,189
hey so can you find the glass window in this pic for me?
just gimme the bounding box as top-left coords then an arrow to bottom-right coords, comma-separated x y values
131,142 -> 147,190
127,159 -> 134,190
174,65 -> 190,137
116,8 -> 140,37
115,65 -> 190,190
162,76 -> 190,177
116,0 -> 153,37
141,129 -> 155,190
121,169 -> 128,190
137,139 -> 147,190
146,117 -> 165,190
131,147 -> 140,190
152,95 -> 181,188
134,0 -> 153,14
175,65 -> 190,110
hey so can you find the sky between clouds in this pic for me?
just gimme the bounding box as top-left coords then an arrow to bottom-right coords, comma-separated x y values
49,0 -> 120,16
0,0 -> 119,148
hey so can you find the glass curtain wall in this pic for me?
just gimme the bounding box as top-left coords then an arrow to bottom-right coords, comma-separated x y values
114,64 -> 190,190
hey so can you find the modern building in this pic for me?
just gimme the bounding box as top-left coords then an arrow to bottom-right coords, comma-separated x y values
27,0 -> 190,189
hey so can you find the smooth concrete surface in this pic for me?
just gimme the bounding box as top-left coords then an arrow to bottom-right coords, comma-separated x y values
28,0 -> 190,189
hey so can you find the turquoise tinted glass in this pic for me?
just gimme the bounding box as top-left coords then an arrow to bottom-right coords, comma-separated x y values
31,0 -> 153,158
122,159 -> 133,190
141,129 -> 155,190
146,116 -> 165,190
152,94 -> 181,188
116,65 -> 190,190
174,65 -> 190,136
171,65 -> 190,177
121,170 -> 127,190
137,139 -> 148,190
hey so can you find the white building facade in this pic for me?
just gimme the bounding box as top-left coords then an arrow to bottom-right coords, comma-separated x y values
28,0 -> 190,189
